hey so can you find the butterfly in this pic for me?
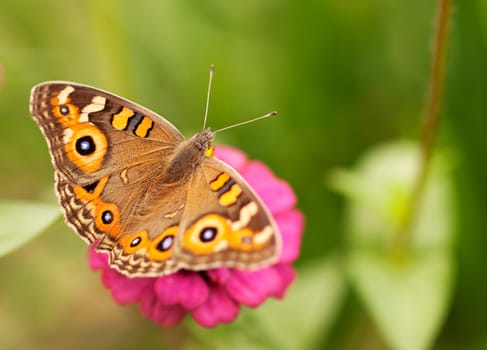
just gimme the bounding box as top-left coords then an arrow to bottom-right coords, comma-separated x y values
29,81 -> 281,277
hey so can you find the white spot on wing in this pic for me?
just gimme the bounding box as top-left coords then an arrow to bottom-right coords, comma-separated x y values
253,226 -> 273,245
120,168 -> 129,185
80,96 -> 106,122
213,240 -> 229,252
231,201 -> 258,231
58,86 -> 75,105
63,128 -> 74,143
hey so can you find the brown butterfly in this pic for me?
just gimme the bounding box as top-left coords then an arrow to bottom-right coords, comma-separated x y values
29,81 -> 281,277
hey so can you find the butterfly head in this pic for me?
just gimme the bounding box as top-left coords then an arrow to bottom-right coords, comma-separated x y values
191,129 -> 216,153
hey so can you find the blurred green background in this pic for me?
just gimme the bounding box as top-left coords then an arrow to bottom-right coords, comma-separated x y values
0,0 -> 485,349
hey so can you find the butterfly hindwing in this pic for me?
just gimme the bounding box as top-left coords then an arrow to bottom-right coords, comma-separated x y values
174,157 -> 281,271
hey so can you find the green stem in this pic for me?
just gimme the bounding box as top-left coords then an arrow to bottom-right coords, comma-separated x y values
394,0 -> 453,253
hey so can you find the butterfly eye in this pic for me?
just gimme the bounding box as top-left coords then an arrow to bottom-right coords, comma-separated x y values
147,226 -> 178,261
75,136 -> 96,155
119,230 -> 150,254
156,235 -> 174,252
59,105 -> 69,115
130,236 -> 142,247
241,236 -> 252,244
101,210 -> 114,224
82,180 -> 99,194
199,227 -> 218,242
94,203 -> 121,238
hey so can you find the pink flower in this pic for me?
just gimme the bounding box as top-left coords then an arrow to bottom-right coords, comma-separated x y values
89,145 -> 304,327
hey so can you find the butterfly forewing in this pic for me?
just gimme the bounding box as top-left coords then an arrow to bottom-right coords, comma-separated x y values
30,81 -> 184,184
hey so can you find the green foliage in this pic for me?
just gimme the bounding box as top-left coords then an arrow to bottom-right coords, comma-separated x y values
0,201 -> 59,257
331,142 -> 455,350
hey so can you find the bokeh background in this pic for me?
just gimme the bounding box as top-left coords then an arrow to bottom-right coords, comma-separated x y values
0,0 -> 485,349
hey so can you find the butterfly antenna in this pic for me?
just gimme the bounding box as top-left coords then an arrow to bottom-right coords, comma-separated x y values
214,111 -> 278,134
202,64 -> 215,130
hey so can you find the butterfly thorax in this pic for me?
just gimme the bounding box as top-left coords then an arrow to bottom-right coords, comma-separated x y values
163,129 -> 215,183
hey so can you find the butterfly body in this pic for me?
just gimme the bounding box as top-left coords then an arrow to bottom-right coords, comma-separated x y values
30,81 -> 281,277
163,130 -> 214,183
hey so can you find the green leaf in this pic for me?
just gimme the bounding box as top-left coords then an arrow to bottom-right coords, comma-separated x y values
349,250 -> 453,350
188,257 -> 346,350
330,141 -> 455,350
253,256 -> 346,350
0,200 -> 60,257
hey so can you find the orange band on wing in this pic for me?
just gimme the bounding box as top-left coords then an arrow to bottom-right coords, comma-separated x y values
134,116 -> 153,138
218,184 -> 242,206
209,173 -> 230,191
111,107 -> 134,130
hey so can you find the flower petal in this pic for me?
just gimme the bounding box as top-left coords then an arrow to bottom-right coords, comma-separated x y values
192,285 -> 240,327
101,268 -> 153,304
271,264 -> 296,298
224,267 -> 283,307
275,209 -> 305,263
140,288 -> 185,327
88,244 -> 108,270
151,303 -> 186,327
154,272 -> 209,309
214,145 -> 248,172
241,162 -> 297,214
206,268 -> 231,284
101,268 -> 121,289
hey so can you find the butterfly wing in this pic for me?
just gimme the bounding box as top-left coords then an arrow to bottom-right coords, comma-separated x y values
30,81 -> 184,185
30,82 -> 187,266
173,157 -> 282,271
30,81 -> 281,277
